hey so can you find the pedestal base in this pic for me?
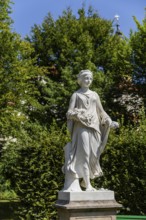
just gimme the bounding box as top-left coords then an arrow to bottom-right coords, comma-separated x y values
55,190 -> 122,220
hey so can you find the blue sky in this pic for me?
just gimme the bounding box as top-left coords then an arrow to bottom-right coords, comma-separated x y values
11,0 -> 146,38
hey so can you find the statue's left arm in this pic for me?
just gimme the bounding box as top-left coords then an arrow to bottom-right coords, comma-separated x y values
95,92 -> 119,129
95,93 -> 112,126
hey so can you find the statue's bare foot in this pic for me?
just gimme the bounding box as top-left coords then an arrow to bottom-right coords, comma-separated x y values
86,186 -> 97,192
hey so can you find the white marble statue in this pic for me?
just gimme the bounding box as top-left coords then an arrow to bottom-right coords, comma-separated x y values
62,70 -> 119,192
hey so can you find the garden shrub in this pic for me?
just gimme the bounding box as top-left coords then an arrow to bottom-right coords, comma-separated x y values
1,121 -> 69,220
1,117 -> 146,218
95,116 -> 146,215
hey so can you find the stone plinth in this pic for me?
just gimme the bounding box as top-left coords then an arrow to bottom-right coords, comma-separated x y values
55,190 -> 122,220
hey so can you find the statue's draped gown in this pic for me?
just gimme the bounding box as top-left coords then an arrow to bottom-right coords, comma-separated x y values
64,90 -> 111,180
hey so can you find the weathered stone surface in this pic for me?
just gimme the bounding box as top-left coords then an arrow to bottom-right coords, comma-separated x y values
55,190 -> 122,220
58,190 -> 115,202
62,70 -> 119,192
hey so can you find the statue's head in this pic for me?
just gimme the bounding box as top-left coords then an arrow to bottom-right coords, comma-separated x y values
77,70 -> 93,86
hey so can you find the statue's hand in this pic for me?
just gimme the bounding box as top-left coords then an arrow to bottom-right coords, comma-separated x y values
110,121 -> 119,129
105,118 -> 112,126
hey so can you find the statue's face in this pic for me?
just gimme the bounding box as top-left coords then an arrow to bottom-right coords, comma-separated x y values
80,74 -> 93,88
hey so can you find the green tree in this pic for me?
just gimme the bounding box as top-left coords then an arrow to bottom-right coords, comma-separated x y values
0,0 -> 46,138
27,8 -> 112,121
27,7 -> 135,124
130,12 -> 146,109
0,0 -> 46,204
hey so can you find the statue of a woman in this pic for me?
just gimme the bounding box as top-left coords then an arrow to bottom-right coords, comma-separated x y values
62,70 -> 118,192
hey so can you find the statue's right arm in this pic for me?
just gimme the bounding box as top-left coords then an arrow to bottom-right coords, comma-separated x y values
66,93 -> 77,120
68,93 -> 76,111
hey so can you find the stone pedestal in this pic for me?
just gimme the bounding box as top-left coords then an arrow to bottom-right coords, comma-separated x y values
55,190 -> 122,220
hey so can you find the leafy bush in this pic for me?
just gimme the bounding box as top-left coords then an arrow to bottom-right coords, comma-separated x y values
96,116 -> 146,215
0,180 -> 17,200
1,117 -> 146,218
1,121 -> 69,220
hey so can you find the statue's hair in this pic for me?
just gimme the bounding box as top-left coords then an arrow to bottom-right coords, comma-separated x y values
77,70 -> 93,85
